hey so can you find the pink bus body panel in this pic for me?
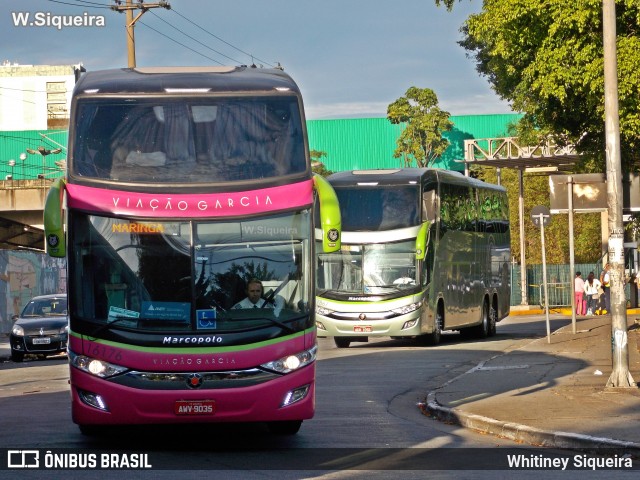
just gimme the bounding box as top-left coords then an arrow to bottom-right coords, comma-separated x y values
70,332 -> 316,425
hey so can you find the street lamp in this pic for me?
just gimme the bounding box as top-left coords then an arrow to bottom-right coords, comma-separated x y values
19,152 -> 26,179
8,159 -> 15,179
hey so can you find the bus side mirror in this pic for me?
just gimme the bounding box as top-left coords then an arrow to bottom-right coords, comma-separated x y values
313,174 -> 341,253
44,178 -> 67,258
415,222 -> 430,260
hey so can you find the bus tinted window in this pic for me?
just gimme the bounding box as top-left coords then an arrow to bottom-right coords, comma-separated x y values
72,96 -> 306,183
333,186 -> 420,231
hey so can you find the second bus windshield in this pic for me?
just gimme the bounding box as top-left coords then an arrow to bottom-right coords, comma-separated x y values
333,186 -> 420,231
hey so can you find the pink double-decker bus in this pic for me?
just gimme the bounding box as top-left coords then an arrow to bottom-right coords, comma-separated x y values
44,66 -> 341,435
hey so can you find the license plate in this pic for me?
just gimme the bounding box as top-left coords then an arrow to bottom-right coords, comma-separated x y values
354,325 -> 372,333
174,400 -> 216,415
32,338 -> 51,345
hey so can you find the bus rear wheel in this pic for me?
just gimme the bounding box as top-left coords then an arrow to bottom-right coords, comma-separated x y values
473,301 -> 490,339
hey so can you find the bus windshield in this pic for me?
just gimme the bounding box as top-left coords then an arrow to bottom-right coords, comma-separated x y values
334,186 -> 420,231
69,210 -> 312,334
316,240 -> 418,295
72,96 -> 306,183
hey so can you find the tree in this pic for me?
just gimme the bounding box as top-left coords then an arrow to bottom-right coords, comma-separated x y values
310,150 -> 334,177
434,0 -> 640,170
387,87 -> 453,168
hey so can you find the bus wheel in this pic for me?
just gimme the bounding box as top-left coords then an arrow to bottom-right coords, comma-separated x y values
267,420 -> 302,435
474,301 -> 490,339
421,306 -> 443,346
488,302 -> 497,337
334,337 -> 351,348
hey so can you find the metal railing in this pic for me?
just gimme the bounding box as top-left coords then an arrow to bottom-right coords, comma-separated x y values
535,282 -> 572,309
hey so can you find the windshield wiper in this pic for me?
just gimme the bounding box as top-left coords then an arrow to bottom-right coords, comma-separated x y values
88,315 -> 139,339
252,315 -> 296,334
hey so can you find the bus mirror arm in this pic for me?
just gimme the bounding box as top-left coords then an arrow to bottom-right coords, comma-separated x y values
313,174 -> 342,253
415,222 -> 430,260
44,178 -> 67,258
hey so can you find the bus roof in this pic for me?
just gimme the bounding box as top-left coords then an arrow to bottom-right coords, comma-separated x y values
73,66 -> 302,96
326,168 -> 506,192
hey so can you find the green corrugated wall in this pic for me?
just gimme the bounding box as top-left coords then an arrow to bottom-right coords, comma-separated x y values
0,114 -> 523,179
307,114 -> 523,172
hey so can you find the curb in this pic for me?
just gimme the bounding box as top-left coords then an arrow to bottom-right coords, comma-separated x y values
423,391 -> 640,455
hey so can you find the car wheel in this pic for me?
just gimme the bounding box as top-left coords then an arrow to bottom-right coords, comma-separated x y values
267,420 -> 302,435
334,337 -> 351,348
11,351 -> 24,362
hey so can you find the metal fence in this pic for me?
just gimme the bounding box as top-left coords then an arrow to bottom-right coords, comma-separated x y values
510,263 -> 640,308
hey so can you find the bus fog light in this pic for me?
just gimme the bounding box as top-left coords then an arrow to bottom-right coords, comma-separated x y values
282,384 -> 310,407
402,319 -> 419,330
316,321 -> 326,330
78,389 -> 109,411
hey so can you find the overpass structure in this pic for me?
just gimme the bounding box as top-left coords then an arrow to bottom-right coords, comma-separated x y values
0,179 -> 53,251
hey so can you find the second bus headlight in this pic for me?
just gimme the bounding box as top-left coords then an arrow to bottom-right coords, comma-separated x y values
261,345 -> 317,374
392,301 -> 422,315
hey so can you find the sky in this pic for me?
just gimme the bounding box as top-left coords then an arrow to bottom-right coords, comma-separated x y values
1,0 -> 514,119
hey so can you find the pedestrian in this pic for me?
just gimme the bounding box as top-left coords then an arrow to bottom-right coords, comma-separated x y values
583,272 -> 601,316
599,263 -> 611,314
574,271 -> 585,315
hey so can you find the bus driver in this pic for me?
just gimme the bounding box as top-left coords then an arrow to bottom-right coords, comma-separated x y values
233,279 -> 284,315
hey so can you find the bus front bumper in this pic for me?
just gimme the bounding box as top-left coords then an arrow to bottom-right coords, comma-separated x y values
70,365 -> 315,426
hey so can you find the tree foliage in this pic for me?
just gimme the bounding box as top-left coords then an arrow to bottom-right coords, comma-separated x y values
474,167 -> 603,265
310,150 -> 334,177
437,0 -> 640,170
387,87 -> 453,167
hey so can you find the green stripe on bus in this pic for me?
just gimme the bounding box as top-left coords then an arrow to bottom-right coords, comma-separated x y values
69,327 -> 314,354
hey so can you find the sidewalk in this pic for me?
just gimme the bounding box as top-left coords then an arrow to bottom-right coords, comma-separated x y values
424,312 -> 640,454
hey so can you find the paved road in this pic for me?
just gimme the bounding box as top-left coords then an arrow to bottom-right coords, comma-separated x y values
0,315 -> 636,479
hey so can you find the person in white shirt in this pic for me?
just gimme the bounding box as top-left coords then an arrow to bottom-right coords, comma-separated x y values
233,279 -> 271,309
233,278 -> 284,316
583,272 -> 601,316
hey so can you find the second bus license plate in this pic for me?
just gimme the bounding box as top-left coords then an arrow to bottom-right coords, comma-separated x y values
353,325 -> 372,333
174,400 -> 216,415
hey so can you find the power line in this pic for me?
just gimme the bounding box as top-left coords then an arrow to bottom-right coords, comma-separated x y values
170,8 -> 274,67
46,0 -> 113,9
138,21 -> 225,66
148,10 -> 243,65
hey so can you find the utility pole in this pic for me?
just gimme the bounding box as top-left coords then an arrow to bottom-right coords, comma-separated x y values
602,0 -> 636,388
111,1 -> 171,68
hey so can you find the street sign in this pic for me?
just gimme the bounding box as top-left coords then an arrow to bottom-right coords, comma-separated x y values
531,205 -> 551,228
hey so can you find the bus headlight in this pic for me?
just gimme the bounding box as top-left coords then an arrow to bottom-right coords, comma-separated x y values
316,305 -> 333,316
261,345 -> 317,374
69,350 -> 128,378
392,301 -> 422,315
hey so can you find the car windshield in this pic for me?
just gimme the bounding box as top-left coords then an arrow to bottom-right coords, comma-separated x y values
21,298 -> 68,317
